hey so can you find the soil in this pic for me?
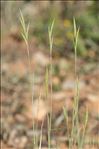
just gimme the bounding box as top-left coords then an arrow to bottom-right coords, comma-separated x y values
1,35 -> 99,149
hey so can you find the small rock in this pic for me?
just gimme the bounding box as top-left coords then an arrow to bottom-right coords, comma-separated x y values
86,94 -> 99,117
15,114 -> 26,123
14,136 -> 27,148
26,99 -> 48,121
8,129 -> 17,146
52,76 -> 60,86
33,99 -> 48,121
52,92 -> 66,101
33,52 -> 49,67
62,79 -> 85,90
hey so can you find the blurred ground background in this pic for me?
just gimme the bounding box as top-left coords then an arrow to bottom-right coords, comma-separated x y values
1,1 -> 99,149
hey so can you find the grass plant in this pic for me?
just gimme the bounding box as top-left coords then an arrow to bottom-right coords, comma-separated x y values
19,11 -> 90,149
63,18 -> 89,149
47,20 -> 54,149
19,10 -> 36,148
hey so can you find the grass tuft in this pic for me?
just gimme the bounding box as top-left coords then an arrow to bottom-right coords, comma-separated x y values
19,12 -> 90,148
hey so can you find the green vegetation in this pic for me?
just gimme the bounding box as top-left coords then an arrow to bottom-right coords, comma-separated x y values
31,1 -> 99,58
1,1 -> 99,149
1,1 -> 98,59
19,11 -> 90,148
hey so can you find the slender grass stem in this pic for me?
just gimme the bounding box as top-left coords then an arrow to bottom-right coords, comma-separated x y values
47,20 -> 54,149
19,11 -> 35,148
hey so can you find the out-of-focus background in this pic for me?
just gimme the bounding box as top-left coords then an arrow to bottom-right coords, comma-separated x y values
1,1 -> 99,58
1,1 -> 99,149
